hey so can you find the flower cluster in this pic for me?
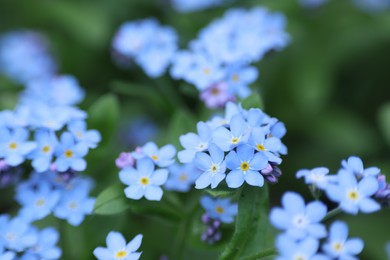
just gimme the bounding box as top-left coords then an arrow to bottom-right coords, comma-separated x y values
297,156 -> 382,215
169,0 -> 226,13
170,7 -> 290,108
0,215 -> 61,259
270,192 -> 364,259
117,142 -> 176,201
178,102 -> 286,189
93,231 -> 143,260
200,196 -> 238,244
112,18 -> 178,78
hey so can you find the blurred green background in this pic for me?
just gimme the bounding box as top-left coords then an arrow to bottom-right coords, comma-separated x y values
0,0 -> 390,259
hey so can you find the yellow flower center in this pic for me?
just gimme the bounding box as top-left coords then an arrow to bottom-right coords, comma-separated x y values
151,155 -> 158,161
140,177 -> 149,185
231,137 -> 239,144
35,199 -> 46,207
211,88 -> 220,95
211,164 -> 218,173
76,132 -> 83,138
9,142 -> 17,150
256,144 -> 265,151
240,162 -> 249,171
115,250 -> 127,259
333,242 -> 343,252
69,201 -> 78,210
347,190 -> 359,201
203,68 -> 211,75
42,145 -> 50,153
64,149 -> 73,158
294,256 -> 306,260
179,173 -> 188,182
232,74 -> 240,82
215,206 -> 224,214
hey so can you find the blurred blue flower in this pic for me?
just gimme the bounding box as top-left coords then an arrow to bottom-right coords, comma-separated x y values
325,170 -> 381,215
115,152 -> 135,169
270,192 -> 327,240
200,82 -> 236,109
16,182 -> 60,222
322,221 -> 364,259
0,126 -> 36,166
0,246 -> 15,260
200,196 -> 238,223
53,186 -> 95,226
226,65 -> 258,99
93,232 -> 142,260
178,122 -> 212,163
20,227 -> 62,260
275,235 -> 327,260
0,215 -> 37,252
341,156 -> 380,178
134,142 -> 176,168
193,143 -> 226,189
54,132 -> 88,172
119,157 -> 168,201
29,129 -> 58,172
225,144 -> 268,188
296,167 -> 336,190
164,163 -> 200,192
170,0 -> 225,12
68,120 -> 101,149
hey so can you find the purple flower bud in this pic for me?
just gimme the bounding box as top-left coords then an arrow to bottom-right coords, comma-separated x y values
213,220 -> 221,228
115,152 -> 135,169
200,82 -> 235,109
201,213 -> 211,224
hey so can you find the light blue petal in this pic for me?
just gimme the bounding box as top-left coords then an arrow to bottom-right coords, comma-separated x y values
340,201 -> 359,215
144,185 -> 163,201
329,221 -> 348,241
127,252 -> 142,260
212,127 -> 232,152
194,152 -> 212,171
325,184 -> 343,203
197,122 -> 212,141
307,223 -> 327,238
211,172 -> 225,188
106,231 -> 126,250
363,167 -> 380,176
159,144 -> 176,160
180,133 -> 200,149
264,137 -> 282,151
358,176 -> 379,196
230,114 -> 247,138
282,192 -> 305,215
339,170 -> 357,189
41,248 -> 62,259
269,208 -> 290,230
93,247 -> 113,260
126,234 -> 143,252
359,198 -> 381,213
347,156 -> 363,173
236,144 -> 254,161
137,158 -> 154,175
209,143 -> 224,163
73,143 -> 88,157
300,237 -> 320,257
150,169 -> 168,185
142,142 -> 158,155
275,234 -> 295,256
60,132 -> 74,146
195,173 -> 212,189
226,170 -> 245,188
305,201 -> 327,222
245,170 -> 264,187
225,151 -> 240,170
6,153 -> 24,166
124,185 -> 144,200
119,168 -> 139,185
345,238 -> 364,255
250,152 -> 268,171
178,149 -> 197,163
13,127 -> 29,141
68,213 -> 84,226
200,196 -> 214,210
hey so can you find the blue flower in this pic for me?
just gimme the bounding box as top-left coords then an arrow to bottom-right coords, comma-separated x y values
226,65 -> 258,99
119,157 -> 168,201
16,182 -> 60,222
164,163 -> 200,192
225,144 -> 268,188
275,235 -> 328,260
296,167 -> 336,190
68,120 -> 101,149
170,0 -> 224,12
193,143 -> 226,189
325,170 -> 381,215
134,142 -> 176,168
249,127 -> 282,164
270,192 -> 327,240
53,187 -> 95,226
212,114 -> 250,152
54,132 -> 88,172
29,129 -> 58,172
178,122 -> 212,163
0,126 -> 36,166
322,221 -> 364,259
0,215 -> 37,252
21,227 -> 62,260
93,231 -> 142,260
0,246 -> 15,260
341,156 -> 380,178
200,196 -> 238,223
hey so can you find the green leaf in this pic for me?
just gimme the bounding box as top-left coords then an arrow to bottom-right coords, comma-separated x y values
220,185 -> 274,260
93,184 -> 129,215
378,102 -> 390,146
165,109 -> 197,148
87,94 -> 120,146
241,91 -> 264,110
127,198 -> 183,221
204,186 -> 240,198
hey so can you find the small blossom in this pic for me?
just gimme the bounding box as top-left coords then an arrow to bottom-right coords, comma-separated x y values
200,196 -> 238,223
178,122 -> 212,163
93,232 -> 142,260
115,152 -> 135,169
275,235 -> 328,260
199,82 -> 235,109
68,120 -> 101,149
134,142 -> 176,167
21,227 -> 62,260
296,167 -> 336,190
341,156 -> 380,178
164,163 -> 200,192
55,132 -> 88,172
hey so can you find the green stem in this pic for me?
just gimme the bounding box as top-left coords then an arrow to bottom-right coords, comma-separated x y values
240,247 -> 278,260
323,207 -> 342,221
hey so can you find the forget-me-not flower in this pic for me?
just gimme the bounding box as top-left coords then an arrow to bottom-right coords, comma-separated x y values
134,142 -> 176,168
249,127 -> 282,164
325,170 -> 381,215
55,132 -> 88,172
225,144 -> 268,188
200,196 -> 238,223
93,231 -> 142,260
68,120 -> 101,149
322,221 -> 364,259
296,167 -> 336,190
178,122 -> 212,163
341,156 -> 380,178
29,129 -> 58,172
0,215 -> 37,252
270,192 -> 327,240
119,157 -> 168,201
275,235 -> 328,260
193,143 -> 226,189
164,163 -> 200,192
20,227 -> 62,260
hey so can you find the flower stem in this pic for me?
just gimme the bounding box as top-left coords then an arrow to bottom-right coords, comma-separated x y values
240,247 -> 278,260
323,207 -> 342,221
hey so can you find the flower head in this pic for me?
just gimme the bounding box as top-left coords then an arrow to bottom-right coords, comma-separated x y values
93,232 -> 142,260
200,196 -> 238,223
